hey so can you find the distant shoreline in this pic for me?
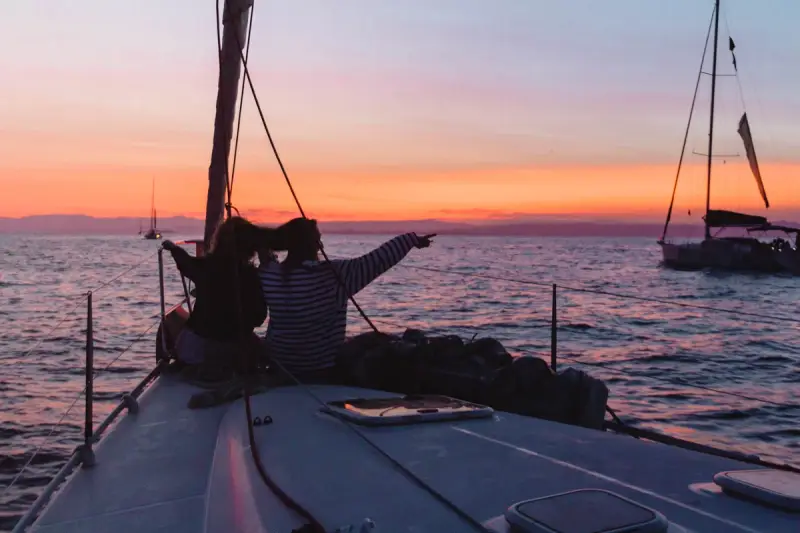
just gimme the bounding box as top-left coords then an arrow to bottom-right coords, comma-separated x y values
2,214 -> 797,238
0,214 -> 706,238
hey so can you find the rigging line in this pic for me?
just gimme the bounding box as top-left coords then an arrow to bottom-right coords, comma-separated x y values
15,298 -> 83,360
265,355 -> 490,533
661,4 -> 715,241
225,228 -> 325,523
217,0 -> 482,525
222,1 -> 302,218
13,249 -> 159,388
243,390 -> 326,532
721,9 -> 748,114
93,317 -> 163,380
206,18 -> 325,516
211,3 -> 358,528
723,9 -> 775,152
215,0 -> 222,58
57,248 -> 159,305
225,241 -> 325,527
214,0 -> 240,220
1,389 -> 85,496
222,1 -> 380,334
371,312 -> 799,371
370,313 -> 797,395
552,352 -> 790,408
223,77 -> 377,533
85,249 -> 160,298
227,1 -> 255,202
2,312 -> 168,485
397,264 -> 800,326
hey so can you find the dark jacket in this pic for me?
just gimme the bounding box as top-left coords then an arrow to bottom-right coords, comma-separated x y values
168,247 -> 267,342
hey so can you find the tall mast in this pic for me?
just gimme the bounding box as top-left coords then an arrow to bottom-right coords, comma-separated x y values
150,177 -> 156,229
704,0 -> 721,240
204,0 -> 253,247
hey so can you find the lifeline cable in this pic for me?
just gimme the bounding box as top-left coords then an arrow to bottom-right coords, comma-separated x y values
397,264 -> 800,326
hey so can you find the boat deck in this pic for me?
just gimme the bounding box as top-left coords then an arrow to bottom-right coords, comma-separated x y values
31,375 -> 798,533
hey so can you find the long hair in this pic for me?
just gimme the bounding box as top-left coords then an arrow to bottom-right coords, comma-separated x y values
209,216 -> 276,265
273,217 -> 321,274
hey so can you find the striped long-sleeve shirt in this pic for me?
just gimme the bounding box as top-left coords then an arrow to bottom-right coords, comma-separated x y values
258,233 -> 421,375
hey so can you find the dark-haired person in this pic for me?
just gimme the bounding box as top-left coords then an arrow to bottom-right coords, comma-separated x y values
258,217 -> 434,383
163,216 -> 273,377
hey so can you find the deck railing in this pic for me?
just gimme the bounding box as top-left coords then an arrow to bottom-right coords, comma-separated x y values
7,248 -> 182,533
6,244 -> 800,532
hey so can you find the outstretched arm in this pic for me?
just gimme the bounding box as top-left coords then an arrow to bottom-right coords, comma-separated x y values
335,233 -> 433,297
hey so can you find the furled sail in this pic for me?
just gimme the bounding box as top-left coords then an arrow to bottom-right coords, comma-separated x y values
704,209 -> 767,228
737,112 -> 769,208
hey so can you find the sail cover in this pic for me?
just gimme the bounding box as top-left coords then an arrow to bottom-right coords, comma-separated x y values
705,209 -> 767,228
737,112 -> 769,208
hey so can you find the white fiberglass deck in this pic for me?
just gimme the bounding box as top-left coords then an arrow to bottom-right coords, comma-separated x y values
30,375 -> 798,533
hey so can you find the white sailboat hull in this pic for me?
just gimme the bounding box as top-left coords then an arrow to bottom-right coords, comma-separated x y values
28,376 -> 799,533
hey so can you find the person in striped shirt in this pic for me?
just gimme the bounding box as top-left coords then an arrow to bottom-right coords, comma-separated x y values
258,218 -> 434,383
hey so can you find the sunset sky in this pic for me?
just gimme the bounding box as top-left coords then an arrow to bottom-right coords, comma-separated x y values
2,0 -> 800,224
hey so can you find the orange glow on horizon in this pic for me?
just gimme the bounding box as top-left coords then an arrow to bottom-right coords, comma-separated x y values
2,161 -> 799,222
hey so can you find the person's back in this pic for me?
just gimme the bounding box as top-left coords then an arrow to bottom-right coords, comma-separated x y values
185,255 -> 264,342
163,217 -> 269,368
259,224 -> 432,378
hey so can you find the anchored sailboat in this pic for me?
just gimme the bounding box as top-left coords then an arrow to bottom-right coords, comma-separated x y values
658,0 -> 799,274
143,178 -> 162,240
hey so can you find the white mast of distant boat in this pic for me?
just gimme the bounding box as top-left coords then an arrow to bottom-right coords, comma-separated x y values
150,177 -> 157,233
703,0 -> 721,240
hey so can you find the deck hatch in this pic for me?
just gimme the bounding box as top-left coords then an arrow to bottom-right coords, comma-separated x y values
320,394 -> 493,426
714,469 -> 800,512
504,489 -> 668,533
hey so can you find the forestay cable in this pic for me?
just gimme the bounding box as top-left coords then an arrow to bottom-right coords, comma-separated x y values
397,264 -> 800,326
221,0 -> 380,334
215,2 -> 488,530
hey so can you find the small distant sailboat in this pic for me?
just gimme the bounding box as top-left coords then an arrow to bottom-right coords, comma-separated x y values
658,0 -> 799,274
142,178 -> 162,240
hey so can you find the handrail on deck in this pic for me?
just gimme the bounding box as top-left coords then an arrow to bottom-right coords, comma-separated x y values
11,242 -> 800,532
10,361 -> 165,533
10,250 -> 184,532
399,264 -> 800,326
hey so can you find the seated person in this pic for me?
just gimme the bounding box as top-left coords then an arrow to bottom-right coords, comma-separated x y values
258,217 -> 434,383
163,216 -> 273,376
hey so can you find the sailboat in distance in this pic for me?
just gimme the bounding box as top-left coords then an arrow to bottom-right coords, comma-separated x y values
142,178 -> 162,240
658,0 -> 799,273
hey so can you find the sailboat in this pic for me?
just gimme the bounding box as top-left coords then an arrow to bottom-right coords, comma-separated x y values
13,1 -> 800,532
143,178 -> 162,240
658,0 -> 799,274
